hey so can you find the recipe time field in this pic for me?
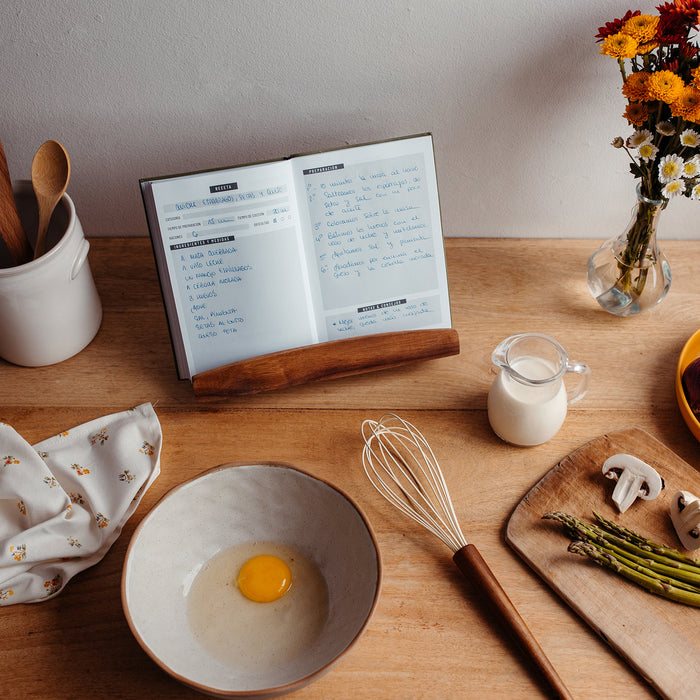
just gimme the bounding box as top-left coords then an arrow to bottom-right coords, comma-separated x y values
141,134 -> 452,381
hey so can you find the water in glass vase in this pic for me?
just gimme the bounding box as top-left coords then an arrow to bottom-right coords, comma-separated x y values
587,187 -> 671,317
587,237 -> 671,316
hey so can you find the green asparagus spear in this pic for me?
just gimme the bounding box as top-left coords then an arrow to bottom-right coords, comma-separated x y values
542,511 -> 700,607
578,537 -> 700,593
568,541 -> 700,608
592,511 -> 700,568
543,511 -> 700,584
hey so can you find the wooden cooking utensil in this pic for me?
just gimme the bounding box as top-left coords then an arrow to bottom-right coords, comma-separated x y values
0,138 -> 33,266
31,140 -> 71,259
362,413 -> 573,700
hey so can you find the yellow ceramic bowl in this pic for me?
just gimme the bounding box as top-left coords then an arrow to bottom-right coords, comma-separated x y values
676,329 -> 700,442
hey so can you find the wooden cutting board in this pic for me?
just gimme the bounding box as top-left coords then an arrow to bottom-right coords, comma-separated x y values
506,428 -> 700,700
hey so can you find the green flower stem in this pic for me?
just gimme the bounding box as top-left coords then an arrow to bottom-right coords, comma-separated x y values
655,101 -> 664,130
615,192 -> 665,296
617,57 -> 627,82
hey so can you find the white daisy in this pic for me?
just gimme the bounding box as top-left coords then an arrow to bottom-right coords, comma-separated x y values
662,179 -> 686,198
658,154 -> 685,183
682,155 -> 700,178
690,183 -> 700,200
680,129 -> 700,148
638,143 -> 659,162
656,121 -> 676,136
628,129 -> 653,148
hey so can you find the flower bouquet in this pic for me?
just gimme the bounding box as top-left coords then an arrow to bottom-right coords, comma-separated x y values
589,2 -> 700,315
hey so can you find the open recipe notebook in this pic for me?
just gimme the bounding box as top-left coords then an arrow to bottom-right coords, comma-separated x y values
141,134 -> 455,385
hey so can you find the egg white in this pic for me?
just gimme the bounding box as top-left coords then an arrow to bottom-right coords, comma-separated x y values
187,541 -> 328,671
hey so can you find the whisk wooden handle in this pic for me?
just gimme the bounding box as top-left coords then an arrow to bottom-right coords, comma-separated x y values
453,544 -> 573,700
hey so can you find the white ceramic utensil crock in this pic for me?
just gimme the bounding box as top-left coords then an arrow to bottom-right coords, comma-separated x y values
0,180 -> 102,366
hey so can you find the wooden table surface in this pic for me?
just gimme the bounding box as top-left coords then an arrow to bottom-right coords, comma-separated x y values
2,237 -> 699,699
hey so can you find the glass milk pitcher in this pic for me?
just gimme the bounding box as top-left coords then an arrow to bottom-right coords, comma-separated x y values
487,333 -> 590,446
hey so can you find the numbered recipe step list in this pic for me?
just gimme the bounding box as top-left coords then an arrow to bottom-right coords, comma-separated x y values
303,149 -> 445,340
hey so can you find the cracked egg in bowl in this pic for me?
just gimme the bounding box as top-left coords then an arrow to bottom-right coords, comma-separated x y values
122,462 -> 381,698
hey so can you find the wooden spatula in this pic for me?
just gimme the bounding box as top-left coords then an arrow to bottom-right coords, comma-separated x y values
0,138 -> 33,266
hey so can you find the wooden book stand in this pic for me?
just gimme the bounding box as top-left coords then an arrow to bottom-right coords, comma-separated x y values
192,328 -> 459,396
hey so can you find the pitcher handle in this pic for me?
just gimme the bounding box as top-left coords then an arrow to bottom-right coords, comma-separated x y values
565,361 -> 590,405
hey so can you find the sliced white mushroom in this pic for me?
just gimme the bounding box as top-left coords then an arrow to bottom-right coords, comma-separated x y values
670,490 -> 700,551
601,453 -> 664,513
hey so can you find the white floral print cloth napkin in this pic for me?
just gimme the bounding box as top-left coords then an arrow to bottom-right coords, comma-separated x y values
0,402 -> 161,605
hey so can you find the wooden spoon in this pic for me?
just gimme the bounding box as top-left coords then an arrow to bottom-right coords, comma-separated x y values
31,140 -> 71,259
0,138 -> 33,265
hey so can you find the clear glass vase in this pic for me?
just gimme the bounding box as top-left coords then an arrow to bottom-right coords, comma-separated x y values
587,186 -> 671,316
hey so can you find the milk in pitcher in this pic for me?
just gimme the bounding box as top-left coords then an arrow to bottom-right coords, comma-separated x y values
487,355 -> 567,446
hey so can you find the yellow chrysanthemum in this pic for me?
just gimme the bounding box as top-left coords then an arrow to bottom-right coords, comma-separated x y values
600,32 -> 638,59
621,14 -> 660,43
671,85 -> 700,122
646,70 -> 685,104
622,71 -> 652,101
623,101 -> 649,126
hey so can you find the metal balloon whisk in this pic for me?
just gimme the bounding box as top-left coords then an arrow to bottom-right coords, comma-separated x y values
362,413 -> 572,700
362,411 -> 467,551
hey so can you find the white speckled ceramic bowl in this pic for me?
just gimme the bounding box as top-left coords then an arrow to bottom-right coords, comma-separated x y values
122,462 -> 381,698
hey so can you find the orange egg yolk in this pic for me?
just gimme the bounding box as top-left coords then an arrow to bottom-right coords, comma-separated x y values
237,555 -> 292,602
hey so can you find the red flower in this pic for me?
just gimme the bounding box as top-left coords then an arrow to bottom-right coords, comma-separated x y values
656,1 -> 699,44
674,0 -> 700,18
681,42 -> 699,60
595,10 -> 641,42
657,1 -> 700,24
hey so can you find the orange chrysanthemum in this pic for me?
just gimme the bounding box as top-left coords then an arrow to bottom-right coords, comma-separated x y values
623,101 -> 650,126
646,70 -> 685,103
600,32 -> 639,59
692,66 -> 700,89
622,71 -> 652,101
671,85 -> 700,122
621,14 -> 660,42
636,40 -> 661,55
674,0 -> 700,21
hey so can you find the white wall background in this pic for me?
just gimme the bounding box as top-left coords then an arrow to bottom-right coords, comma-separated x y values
2,0 -> 699,240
